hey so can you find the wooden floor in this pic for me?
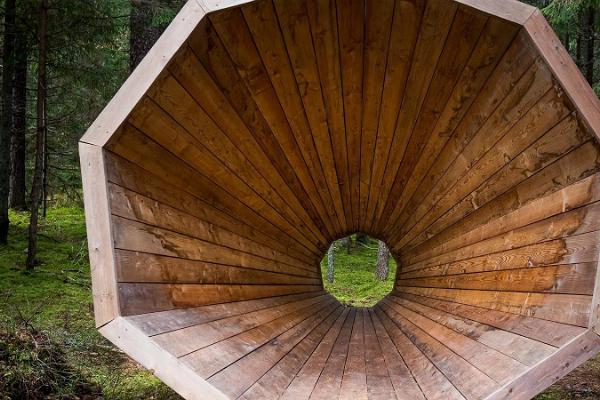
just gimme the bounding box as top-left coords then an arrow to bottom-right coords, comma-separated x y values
126,291 -> 584,400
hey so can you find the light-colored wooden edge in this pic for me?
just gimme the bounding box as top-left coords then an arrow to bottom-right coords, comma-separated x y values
79,143 -> 120,328
590,178 -> 600,334
79,0 -> 207,147
198,0 -> 255,12
485,330 -> 600,400
454,0 -> 535,25
100,317 -> 229,400
525,10 -> 600,141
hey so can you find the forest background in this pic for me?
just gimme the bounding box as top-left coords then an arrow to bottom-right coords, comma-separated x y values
0,0 -> 599,398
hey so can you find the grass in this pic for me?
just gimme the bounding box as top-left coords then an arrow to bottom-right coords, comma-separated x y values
0,208 -> 598,398
0,207 -> 179,399
320,237 -> 396,307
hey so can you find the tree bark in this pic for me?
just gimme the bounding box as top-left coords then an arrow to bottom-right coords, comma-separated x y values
327,242 -> 335,283
0,0 -> 16,245
375,241 -> 390,281
27,0 -> 48,269
129,0 -> 164,72
9,30 -> 28,211
584,6 -> 596,85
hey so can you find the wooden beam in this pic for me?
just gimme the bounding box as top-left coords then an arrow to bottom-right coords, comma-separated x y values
80,0 -> 206,147
100,317 -> 229,400
525,10 -> 600,141
79,143 -> 119,327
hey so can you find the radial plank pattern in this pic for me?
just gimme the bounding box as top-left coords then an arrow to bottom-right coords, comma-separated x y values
81,0 -> 600,399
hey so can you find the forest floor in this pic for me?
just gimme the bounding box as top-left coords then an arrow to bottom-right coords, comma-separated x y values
0,207 -> 598,399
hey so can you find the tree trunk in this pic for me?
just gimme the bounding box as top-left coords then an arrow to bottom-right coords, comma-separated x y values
0,0 -> 16,245
130,0 -> 164,72
9,30 -> 28,211
577,9 -> 584,68
27,0 -> 48,269
327,242 -> 335,283
375,241 -> 390,281
584,6 -> 596,85
355,232 -> 368,245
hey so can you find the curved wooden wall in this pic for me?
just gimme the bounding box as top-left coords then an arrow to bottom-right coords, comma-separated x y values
80,0 -> 600,399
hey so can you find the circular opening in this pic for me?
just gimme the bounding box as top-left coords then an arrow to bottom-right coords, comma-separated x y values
320,234 -> 396,307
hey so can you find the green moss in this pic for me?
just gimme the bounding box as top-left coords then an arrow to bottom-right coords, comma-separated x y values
0,207 -> 179,399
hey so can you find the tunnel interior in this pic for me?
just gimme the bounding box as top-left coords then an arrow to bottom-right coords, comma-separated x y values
80,0 -> 600,399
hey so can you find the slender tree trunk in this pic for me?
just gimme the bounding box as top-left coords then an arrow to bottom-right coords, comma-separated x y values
375,241 -> 390,280
27,0 -> 48,269
9,31 -> 28,211
355,232 -> 368,245
42,137 -> 48,218
577,9 -> 584,68
327,242 -> 335,283
584,6 -> 596,85
0,0 -> 16,245
130,0 -> 164,72
564,29 -> 571,54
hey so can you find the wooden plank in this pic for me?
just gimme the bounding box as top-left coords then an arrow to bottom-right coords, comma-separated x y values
119,282 -> 322,315
395,292 -> 585,347
185,21 -> 330,246
107,125 -> 322,257
80,0 -> 206,146
183,297 -> 336,378
128,96 -> 324,252
99,317 -> 228,400
337,0 -> 364,232
396,88 -> 573,249
358,0 -> 395,232
389,58 -> 555,246
364,0 -> 424,233
401,200 -> 600,274
209,304 -> 342,398
398,263 -> 597,296
109,184 -> 315,271
382,22 -> 520,235
126,292 -> 324,336
377,7 -> 488,229
395,286 -> 592,327
378,302 -> 500,398
386,34 -> 536,242
380,299 -> 527,385
239,308 -> 349,400
115,250 -> 321,286
280,308 -> 351,400
112,216 -> 318,278
386,295 -> 555,367
152,294 -> 331,357
454,0 -> 535,25
154,65 -> 327,246
368,309 -> 425,400
209,9 -> 337,242
486,330 -> 600,400
363,308 -> 396,400
526,10 -> 600,140
406,121 -> 598,253
106,138 -> 317,265
339,308 -> 368,399
374,307 -> 465,400
241,0 -> 341,237
79,143 -> 119,327
401,231 -> 600,280
307,308 -> 356,399
274,0 -> 348,233
372,0 -> 458,233
306,0 -> 353,234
